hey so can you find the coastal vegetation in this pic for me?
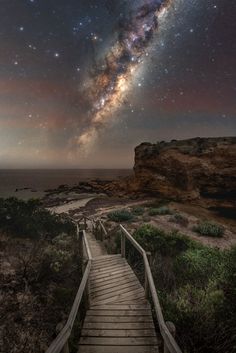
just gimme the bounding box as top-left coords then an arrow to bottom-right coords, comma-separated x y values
193,220 -> 225,238
107,209 -> 134,222
0,198 -> 81,353
0,197 -> 74,239
115,223 -> 236,353
148,206 -> 172,216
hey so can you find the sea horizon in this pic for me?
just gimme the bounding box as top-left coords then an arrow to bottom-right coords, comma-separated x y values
0,169 -> 133,199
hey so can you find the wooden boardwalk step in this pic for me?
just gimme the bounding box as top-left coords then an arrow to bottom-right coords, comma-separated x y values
78,229 -> 159,353
78,346 -> 159,353
79,336 -> 158,345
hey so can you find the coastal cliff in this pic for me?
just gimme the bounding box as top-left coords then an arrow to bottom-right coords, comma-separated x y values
131,137 -> 236,203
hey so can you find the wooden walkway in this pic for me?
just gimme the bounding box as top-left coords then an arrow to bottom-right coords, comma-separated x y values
78,232 -> 159,353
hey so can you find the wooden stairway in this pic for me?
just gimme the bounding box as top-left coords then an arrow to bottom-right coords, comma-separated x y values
78,232 -> 159,353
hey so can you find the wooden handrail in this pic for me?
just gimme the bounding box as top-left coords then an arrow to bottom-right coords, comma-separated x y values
45,226 -> 92,353
119,224 -> 182,353
82,229 -> 92,261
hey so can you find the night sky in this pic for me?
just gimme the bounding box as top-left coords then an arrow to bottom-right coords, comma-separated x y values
0,0 -> 235,168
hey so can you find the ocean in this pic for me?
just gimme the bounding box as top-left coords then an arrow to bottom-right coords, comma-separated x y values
0,169 -> 132,199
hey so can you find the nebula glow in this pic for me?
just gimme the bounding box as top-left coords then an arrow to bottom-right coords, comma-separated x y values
78,0 -> 173,147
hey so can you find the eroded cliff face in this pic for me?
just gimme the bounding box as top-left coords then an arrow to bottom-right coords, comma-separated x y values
132,137 -> 236,204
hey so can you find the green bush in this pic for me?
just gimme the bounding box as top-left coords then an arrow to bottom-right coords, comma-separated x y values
174,248 -> 226,286
148,206 -> 172,216
133,224 -> 197,256
131,223 -> 236,353
193,221 -> 224,238
132,206 -> 145,216
0,197 -> 75,239
107,209 -> 134,222
169,213 -> 189,227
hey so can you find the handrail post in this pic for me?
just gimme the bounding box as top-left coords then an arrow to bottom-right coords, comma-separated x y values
164,322 -> 176,353
145,252 -> 151,299
121,233 -> 126,258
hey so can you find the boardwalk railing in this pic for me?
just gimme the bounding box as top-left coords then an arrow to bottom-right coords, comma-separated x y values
45,224 -> 92,353
94,219 -> 182,353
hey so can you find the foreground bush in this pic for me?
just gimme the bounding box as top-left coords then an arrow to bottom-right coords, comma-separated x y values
169,213 -> 189,227
133,224 -> 196,255
132,206 -> 145,216
107,209 -> 133,222
193,221 -> 224,237
132,224 -> 235,353
148,206 -> 172,216
0,197 -> 74,239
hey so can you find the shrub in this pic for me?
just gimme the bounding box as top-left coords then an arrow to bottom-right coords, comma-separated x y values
0,197 -> 75,239
133,224 -> 197,256
169,213 -> 189,227
193,221 -> 224,238
174,248 -> 226,286
130,224 -> 236,352
107,209 -> 133,222
148,206 -> 172,216
132,206 -> 145,216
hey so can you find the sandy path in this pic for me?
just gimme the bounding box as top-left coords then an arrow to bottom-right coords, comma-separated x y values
50,197 -> 96,214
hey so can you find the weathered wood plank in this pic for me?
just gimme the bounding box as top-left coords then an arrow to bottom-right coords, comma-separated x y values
91,263 -> 130,275
89,268 -> 133,281
90,282 -> 142,298
79,336 -> 158,345
92,254 -> 121,262
90,271 -> 137,286
86,310 -> 152,317
92,258 -> 125,268
78,346 -> 159,353
90,274 -> 138,291
83,322 -> 155,330
81,329 -> 157,337
91,288 -> 144,305
113,300 -> 148,305
90,304 -> 150,310
84,316 -> 154,323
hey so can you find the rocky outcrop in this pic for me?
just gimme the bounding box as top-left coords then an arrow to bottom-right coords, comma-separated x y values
131,137 -> 236,203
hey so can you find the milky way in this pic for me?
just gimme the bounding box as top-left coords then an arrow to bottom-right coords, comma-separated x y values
78,0 -> 173,147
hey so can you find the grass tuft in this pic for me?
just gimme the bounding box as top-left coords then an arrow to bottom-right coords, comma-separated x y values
193,221 -> 224,238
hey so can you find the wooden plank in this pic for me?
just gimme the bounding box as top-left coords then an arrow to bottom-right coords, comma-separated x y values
114,289 -> 145,300
91,285 -> 143,303
90,281 -> 141,298
113,300 -> 148,305
81,329 -> 156,337
90,274 -> 138,291
83,322 -> 155,330
79,336 -> 158,345
84,316 -> 154,323
90,304 -> 150,310
92,254 -> 121,262
86,310 -> 152,317
92,259 -> 126,270
91,263 -> 129,273
91,263 -> 129,275
89,268 -> 133,281
90,272 -> 137,287
92,293 -> 145,305
78,346 -> 159,353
